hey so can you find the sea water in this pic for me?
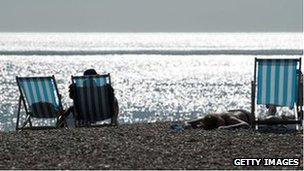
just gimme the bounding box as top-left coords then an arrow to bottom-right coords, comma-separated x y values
0,33 -> 302,131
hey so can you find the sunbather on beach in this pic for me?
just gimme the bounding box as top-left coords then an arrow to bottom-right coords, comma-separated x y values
184,109 -> 253,130
184,106 -> 297,130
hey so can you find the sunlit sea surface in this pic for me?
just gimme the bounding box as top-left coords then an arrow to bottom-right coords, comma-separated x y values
0,33 -> 303,131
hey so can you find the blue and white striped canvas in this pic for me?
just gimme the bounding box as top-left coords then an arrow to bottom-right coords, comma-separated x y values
73,76 -> 111,122
18,77 -> 60,118
256,59 -> 298,107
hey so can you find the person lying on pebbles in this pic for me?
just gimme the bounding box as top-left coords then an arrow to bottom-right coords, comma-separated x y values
184,109 -> 253,130
184,107 -> 295,130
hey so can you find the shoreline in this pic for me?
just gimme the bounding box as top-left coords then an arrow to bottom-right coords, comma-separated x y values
0,122 -> 302,169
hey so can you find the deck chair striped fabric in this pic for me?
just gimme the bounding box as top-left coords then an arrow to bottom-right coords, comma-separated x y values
257,59 -> 298,107
16,76 -> 63,130
71,74 -> 113,126
251,58 -> 303,129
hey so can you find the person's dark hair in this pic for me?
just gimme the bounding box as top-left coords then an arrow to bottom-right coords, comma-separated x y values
266,104 -> 277,116
68,69 -> 98,99
201,114 -> 219,130
84,69 -> 98,76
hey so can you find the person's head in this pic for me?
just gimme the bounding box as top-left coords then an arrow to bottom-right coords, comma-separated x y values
201,114 -> 220,130
83,69 -> 98,76
266,104 -> 277,116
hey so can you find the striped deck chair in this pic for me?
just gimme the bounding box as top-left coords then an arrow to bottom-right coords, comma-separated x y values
251,58 -> 303,129
16,76 -> 64,130
71,74 -> 114,127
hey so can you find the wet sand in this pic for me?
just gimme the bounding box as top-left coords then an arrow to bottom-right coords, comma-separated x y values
0,122 -> 302,170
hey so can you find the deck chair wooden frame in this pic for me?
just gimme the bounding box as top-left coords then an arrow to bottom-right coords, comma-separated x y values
16,75 -> 64,130
251,58 -> 303,130
71,73 -> 115,127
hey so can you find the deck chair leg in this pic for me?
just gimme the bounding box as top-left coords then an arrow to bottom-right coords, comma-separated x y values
300,109 -> 303,130
56,116 -> 63,127
111,111 -> 118,126
29,117 -> 33,127
21,115 -> 31,129
251,81 -> 257,130
297,107 -> 303,130
111,116 -> 114,125
55,111 -> 64,127
56,116 -> 68,128
16,96 -> 22,131
294,107 -> 299,131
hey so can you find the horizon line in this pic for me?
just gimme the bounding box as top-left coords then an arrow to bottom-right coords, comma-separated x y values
0,49 -> 302,56
0,31 -> 303,34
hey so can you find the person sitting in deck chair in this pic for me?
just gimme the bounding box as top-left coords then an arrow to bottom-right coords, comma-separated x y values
58,69 -> 119,126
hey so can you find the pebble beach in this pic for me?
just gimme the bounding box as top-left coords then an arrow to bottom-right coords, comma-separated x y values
0,122 -> 302,170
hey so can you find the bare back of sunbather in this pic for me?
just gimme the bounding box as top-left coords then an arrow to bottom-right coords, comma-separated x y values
185,109 -> 253,130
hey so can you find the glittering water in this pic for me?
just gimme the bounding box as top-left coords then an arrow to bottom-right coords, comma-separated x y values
0,33 -> 302,131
